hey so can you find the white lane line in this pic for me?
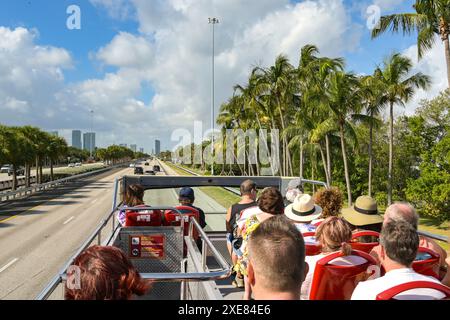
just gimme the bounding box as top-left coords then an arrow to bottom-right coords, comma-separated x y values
63,216 -> 75,225
0,258 -> 19,274
91,199 -> 98,204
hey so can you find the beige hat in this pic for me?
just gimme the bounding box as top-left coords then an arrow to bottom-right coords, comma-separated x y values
284,194 -> 322,223
341,195 -> 383,226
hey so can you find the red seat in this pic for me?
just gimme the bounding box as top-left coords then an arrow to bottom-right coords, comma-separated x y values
412,247 -> 440,279
125,206 -> 162,227
350,231 -> 380,254
376,281 -> 450,300
309,250 -> 379,300
302,232 -> 321,256
163,206 -> 200,240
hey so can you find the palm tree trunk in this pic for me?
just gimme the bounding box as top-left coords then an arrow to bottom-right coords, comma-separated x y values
444,37 -> 450,88
368,120 -> 373,197
388,102 -> 394,206
40,164 -> 43,184
50,159 -> 54,181
25,163 -> 30,188
299,138 -> 304,179
12,165 -> 17,191
319,144 -> 330,187
36,157 -> 39,184
340,123 -> 352,206
325,134 -> 332,186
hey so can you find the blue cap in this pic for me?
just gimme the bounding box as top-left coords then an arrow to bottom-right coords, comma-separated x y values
179,187 -> 195,200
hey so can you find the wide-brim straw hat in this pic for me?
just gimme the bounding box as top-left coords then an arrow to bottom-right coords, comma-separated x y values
341,195 -> 383,226
284,194 -> 322,223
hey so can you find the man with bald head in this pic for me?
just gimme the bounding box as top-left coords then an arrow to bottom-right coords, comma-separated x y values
370,202 -> 447,277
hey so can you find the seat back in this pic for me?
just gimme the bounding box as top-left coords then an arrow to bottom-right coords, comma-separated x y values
164,206 -> 200,240
125,207 -> 163,227
412,247 -> 440,279
309,250 -> 378,300
350,231 -> 380,254
302,232 -> 321,256
376,281 -> 450,300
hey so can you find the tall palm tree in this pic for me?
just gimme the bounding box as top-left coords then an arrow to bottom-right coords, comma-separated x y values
376,53 -> 431,204
372,0 -> 450,87
326,71 -> 363,205
47,136 -> 68,181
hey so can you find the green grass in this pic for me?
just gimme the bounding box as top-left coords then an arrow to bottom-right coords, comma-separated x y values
53,163 -> 106,176
164,162 -> 240,208
418,218 -> 450,253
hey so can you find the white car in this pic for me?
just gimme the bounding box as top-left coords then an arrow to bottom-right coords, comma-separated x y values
0,164 -> 12,173
68,163 -> 76,168
129,163 -> 136,168
75,163 -> 82,167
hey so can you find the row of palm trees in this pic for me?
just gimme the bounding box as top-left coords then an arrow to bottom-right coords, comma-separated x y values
0,125 -> 68,190
215,46 -> 430,206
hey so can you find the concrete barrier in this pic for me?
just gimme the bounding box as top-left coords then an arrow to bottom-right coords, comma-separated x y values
0,177 -> 37,191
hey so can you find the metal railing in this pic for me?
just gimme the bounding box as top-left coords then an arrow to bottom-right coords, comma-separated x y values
0,162 -> 129,202
36,205 -> 231,300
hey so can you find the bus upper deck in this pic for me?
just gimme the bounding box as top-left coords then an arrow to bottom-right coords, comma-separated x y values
36,174 -> 449,300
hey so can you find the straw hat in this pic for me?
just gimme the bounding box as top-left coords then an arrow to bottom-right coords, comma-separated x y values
284,194 -> 322,223
341,196 -> 383,226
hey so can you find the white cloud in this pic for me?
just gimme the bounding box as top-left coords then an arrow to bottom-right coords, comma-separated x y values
89,0 -> 133,20
402,37 -> 448,115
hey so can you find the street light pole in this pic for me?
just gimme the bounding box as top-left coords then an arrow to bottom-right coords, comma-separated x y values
209,17 -> 219,176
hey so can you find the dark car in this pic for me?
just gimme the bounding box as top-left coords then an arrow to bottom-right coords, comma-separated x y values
134,167 -> 144,175
153,165 -> 161,172
145,162 -> 149,166
8,166 -> 25,176
145,170 -> 156,176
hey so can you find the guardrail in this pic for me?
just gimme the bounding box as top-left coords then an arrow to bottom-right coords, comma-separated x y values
0,176 -> 37,191
0,162 -> 129,202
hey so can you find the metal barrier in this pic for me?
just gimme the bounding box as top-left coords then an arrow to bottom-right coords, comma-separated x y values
36,205 -> 231,300
0,162 -> 129,202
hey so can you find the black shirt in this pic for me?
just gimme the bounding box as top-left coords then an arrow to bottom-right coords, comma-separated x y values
229,202 -> 257,235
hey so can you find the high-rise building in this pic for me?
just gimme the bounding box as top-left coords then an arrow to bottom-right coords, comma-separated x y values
83,132 -> 96,153
130,144 -> 137,152
139,148 -> 144,153
155,140 -> 161,155
72,130 -> 82,149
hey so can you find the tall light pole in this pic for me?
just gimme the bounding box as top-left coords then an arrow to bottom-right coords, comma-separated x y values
209,17 -> 219,176
90,110 -> 94,159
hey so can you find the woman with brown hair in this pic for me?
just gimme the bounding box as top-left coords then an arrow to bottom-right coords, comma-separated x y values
65,246 -> 151,300
117,184 -> 148,226
234,187 -> 285,299
313,187 -> 343,222
300,216 -> 368,300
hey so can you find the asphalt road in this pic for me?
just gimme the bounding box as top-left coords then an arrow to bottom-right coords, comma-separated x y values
0,160 -> 228,300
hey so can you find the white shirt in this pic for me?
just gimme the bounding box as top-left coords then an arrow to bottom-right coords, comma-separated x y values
236,206 -> 262,230
351,268 -> 445,300
301,253 -> 367,300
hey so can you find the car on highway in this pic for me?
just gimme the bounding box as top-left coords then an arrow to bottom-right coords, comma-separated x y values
145,162 -> 149,166
129,163 -> 136,168
68,163 -> 76,168
75,163 -> 82,167
144,169 -> 155,175
153,165 -> 161,172
0,164 -> 12,173
134,167 -> 144,175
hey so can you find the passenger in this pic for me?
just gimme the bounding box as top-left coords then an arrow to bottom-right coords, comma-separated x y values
284,178 -> 304,206
234,187 -> 285,300
341,195 -> 383,241
312,187 -> 343,225
370,202 -> 448,278
442,257 -> 450,287
117,184 -> 146,226
247,215 -> 308,300
178,187 -> 207,229
65,245 -> 151,300
225,180 -> 257,288
351,220 -> 445,300
284,194 -> 323,233
301,216 -> 367,300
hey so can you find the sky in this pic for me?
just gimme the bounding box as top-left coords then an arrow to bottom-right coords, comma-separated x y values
0,0 -> 447,152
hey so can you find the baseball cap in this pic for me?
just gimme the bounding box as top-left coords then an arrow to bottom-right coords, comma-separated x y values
179,187 -> 195,200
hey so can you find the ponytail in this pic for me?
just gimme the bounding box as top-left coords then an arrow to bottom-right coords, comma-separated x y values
341,242 -> 352,256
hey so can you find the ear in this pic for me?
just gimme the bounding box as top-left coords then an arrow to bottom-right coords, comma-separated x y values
302,262 -> 309,282
247,261 -> 256,287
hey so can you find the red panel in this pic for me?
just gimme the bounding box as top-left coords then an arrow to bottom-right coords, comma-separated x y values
350,231 -> 380,254
412,247 -> 440,280
125,209 -> 162,227
376,281 -> 450,300
302,232 -> 322,256
309,250 -> 378,300
163,206 -> 200,240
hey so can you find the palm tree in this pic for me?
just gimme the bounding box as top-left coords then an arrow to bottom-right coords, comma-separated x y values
376,53 -> 431,204
326,71 -> 363,205
0,126 -> 29,190
372,0 -> 450,87
47,136 -> 68,181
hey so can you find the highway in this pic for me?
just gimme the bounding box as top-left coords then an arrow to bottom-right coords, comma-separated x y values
0,159 -> 227,300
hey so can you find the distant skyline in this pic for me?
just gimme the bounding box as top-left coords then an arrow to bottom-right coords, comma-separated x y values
0,0 -> 447,151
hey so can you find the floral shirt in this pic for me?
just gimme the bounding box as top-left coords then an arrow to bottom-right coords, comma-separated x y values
233,215 -> 261,276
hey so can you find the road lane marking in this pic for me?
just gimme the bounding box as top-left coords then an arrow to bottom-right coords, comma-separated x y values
91,199 -> 98,204
63,216 -> 75,225
0,258 -> 19,274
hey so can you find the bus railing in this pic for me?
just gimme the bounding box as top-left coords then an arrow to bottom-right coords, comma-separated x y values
35,206 -> 231,300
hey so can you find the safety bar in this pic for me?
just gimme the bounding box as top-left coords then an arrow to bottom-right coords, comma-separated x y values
418,230 -> 449,243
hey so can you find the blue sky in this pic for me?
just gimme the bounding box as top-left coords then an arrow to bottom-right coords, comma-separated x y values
0,0 -> 445,151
